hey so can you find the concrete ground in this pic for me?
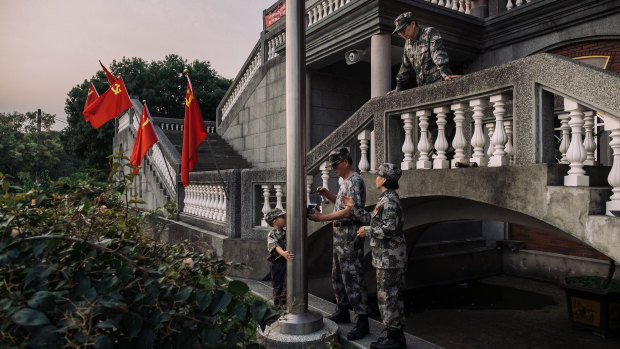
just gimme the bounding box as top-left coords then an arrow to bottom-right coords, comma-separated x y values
399,275 -> 620,349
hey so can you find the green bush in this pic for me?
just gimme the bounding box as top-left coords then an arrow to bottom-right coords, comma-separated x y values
0,154 -> 280,348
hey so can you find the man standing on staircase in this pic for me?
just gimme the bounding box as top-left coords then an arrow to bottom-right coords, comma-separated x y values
387,11 -> 459,95
308,147 -> 370,340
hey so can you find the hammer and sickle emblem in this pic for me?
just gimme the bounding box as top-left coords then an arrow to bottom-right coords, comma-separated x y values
186,94 -> 193,107
111,83 -> 122,95
141,118 -> 150,128
88,89 -> 94,96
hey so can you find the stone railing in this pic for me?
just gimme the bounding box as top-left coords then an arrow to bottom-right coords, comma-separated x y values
220,44 -> 263,122
152,117 -> 217,134
505,0 -> 535,10
306,0 -> 357,27
118,113 -> 130,133
424,0 -> 473,14
267,32 -> 286,61
182,184 -> 227,223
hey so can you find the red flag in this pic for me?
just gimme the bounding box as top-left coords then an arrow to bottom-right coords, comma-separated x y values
130,104 -> 159,176
83,82 -> 99,122
82,76 -> 132,129
99,60 -> 117,85
181,73 -> 207,187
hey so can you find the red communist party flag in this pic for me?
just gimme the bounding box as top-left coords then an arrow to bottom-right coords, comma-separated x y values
82,82 -> 99,122
130,103 -> 159,176
82,76 -> 132,129
99,60 -> 117,85
181,72 -> 207,187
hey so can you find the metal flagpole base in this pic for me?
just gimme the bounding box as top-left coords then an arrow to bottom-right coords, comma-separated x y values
258,314 -> 337,348
277,311 -> 324,335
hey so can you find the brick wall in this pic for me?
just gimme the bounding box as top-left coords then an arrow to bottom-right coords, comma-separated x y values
509,223 -> 608,260
548,40 -> 620,74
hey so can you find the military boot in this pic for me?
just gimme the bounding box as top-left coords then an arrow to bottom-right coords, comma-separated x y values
369,327 -> 406,349
346,314 -> 369,340
327,307 -> 350,323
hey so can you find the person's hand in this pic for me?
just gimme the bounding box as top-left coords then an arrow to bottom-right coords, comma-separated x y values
282,250 -> 295,260
357,227 -> 366,238
386,89 -> 397,95
342,196 -> 354,209
307,208 -> 322,222
444,75 -> 461,81
316,186 -> 329,196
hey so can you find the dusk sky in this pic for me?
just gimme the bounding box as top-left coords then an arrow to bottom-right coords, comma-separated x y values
0,0 -> 277,130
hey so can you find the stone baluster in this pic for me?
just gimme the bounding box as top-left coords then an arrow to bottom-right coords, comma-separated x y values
187,186 -> 196,215
486,122 -> 495,159
438,0 -> 445,6
452,0 -> 459,10
465,0 -> 472,14
470,99 -> 489,166
583,111 -> 596,166
358,130 -> 371,172
459,0 -> 466,12
202,186 -> 210,219
445,0 -> 452,9
451,103 -> 468,168
505,120 -> 514,164
431,0 -> 438,4
401,113 -> 416,170
605,117 -> 620,215
196,185 -> 205,217
489,94 -> 509,167
317,2 -> 323,21
217,187 -> 225,222
433,106 -> 450,169
506,0 -> 513,10
307,175 -> 314,205
516,0 -> 523,6
558,112 -> 571,164
564,99 -> 589,186
274,184 -> 284,210
261,185 -> 272,227
311,8 -> 319,25
416,110 -> 433,169
322,0 -> 329,17
320,161 -> 330,203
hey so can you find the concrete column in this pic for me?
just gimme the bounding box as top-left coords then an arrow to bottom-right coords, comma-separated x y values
305,70 -> 312,153
370,33 -> 391,98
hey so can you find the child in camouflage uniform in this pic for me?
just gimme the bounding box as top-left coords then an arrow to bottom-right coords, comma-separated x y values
357,163 -> 407,349
266,208 -> 294,308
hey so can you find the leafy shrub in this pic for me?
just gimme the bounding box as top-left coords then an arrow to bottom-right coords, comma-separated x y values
0,155 -> 280,348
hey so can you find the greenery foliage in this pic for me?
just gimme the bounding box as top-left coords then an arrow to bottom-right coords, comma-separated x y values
63,54 -> 231,169
0,111 -> 79,180
0,154 -> 280,348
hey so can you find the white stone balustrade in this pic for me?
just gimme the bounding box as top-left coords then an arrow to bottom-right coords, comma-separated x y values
506,0 -> 533,10
489,94 -> 509,167
221,48 -> 263,121
257,183 -> 286,226
433,106 -> 450,169
151,144 -> 177,196
307,0 -> 353,27
583,111 -> 596,166
486,122 -> 495,159
605,116 -> 620,215
558,112 -> 570,164
416,110 -> 433,170
505,120 -> 514,164
425,0 -> 472,14
320,161 -> 330,203
451,103 -> 468,168
261,184 -> 272,226
183,184 -> 227,223
358,130 -> 371,172
118,114 -> 129,133
470,98 -> 489,166
401,113 -> 416,170
564,99 -> 589,186
159,122 -> 183,131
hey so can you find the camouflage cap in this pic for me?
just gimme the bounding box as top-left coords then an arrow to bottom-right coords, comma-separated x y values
393,12 -> 414,35
328,147 -> 351,167
265,208 -> 286,226
377,163 -> 402,182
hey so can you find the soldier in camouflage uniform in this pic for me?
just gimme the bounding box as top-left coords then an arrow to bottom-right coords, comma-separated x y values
357,163 -> 407,349
308,147 -> 370,340
387,11 -> 458,95
266,208 -> 294,308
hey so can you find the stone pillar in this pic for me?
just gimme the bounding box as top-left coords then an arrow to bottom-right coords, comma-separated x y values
371,33 -> 391,98
305,70 -> 312,153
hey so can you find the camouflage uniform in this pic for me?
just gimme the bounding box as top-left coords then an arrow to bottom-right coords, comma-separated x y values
332,171 -> 369,316
266,209 -> 287,307
362,164 -> 407,330
396,26 -> 452,90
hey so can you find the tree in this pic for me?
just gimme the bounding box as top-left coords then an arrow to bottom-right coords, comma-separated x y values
0,111 -> 75,181
63,54 -> 231,170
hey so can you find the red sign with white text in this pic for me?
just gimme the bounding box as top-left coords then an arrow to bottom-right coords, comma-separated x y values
265,3 -> 286,28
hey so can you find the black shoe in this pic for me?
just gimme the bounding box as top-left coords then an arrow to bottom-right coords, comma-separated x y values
347,314 -> 369,340
370,327 -> 406,349
327,307 -> 350,323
